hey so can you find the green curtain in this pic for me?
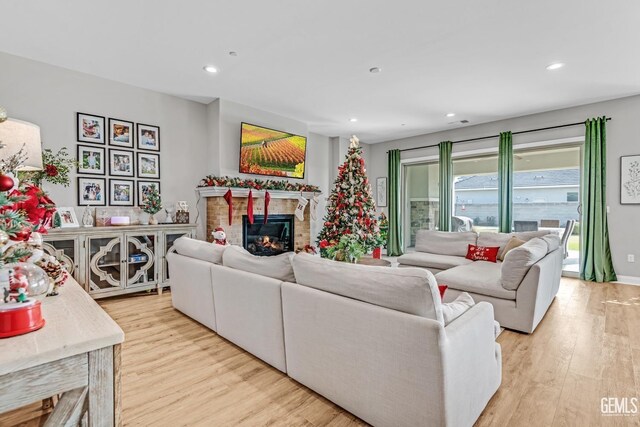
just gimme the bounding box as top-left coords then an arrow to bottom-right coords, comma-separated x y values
438,141 -> 453,231
387,149 -> 403,256
581,117 -> 617,282
498,131 -> 513,233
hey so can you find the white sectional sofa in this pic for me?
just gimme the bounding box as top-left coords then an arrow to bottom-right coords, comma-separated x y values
167,238 -> 502,427
398,230 -> 563,333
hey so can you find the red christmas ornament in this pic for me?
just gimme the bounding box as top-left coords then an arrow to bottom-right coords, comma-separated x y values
0,174 -> 14,192
45,164 -> 59,177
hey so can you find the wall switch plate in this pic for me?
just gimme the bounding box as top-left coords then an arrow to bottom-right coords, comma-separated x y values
628,254 -> 635,263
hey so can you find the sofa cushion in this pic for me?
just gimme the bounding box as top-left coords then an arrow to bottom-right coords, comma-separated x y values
397,252 -> 473,270
173,237 -> 226,264
291,253 -> 444,323
501,237 -> 549,290
223,245 -> 295,282
465,244 -> 500,262
477,232 -> 513,253
442,292 -> 475,325
436,261 -> 516,300
415,230 -> 478,257
498,237 -> 526,261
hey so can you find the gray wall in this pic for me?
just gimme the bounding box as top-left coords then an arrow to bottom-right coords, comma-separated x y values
369,95 -> 640,278
0,51 -> 209,215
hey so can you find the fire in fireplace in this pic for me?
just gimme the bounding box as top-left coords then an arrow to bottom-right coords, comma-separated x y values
242,215 -> 294,256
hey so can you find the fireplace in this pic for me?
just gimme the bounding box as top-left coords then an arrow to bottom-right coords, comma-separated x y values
242,215 -> 295,256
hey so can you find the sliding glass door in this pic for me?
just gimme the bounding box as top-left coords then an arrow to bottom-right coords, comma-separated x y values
404,162 -> 439,248
452,154 -> 500,232
513,145 -> 581,274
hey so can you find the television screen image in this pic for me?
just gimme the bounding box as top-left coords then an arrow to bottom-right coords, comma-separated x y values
239,123 -> 307,179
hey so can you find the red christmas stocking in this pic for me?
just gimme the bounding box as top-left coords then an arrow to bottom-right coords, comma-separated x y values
223,189 -> 233,225
264,191 -> 271,224
247,190 -> 254,224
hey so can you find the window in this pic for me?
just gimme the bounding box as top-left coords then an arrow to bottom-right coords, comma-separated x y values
566,192 -> 579,202
453,154 -> 499,232
403,162 -> 439,247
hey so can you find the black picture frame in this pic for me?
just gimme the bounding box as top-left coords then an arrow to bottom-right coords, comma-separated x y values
108,118 -> 134,148
108,148 -> 135,177
137,180 -> 161,206
109,179 -> 135,206
137,152 -> 160,179
77,112 -> 106,144
77,145 -> 106,175
136,123 -> 160,151
77,177 -> 106,206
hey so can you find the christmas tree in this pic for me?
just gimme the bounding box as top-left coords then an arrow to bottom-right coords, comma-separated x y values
317,135 -> 381,256
141,184 -> 162,215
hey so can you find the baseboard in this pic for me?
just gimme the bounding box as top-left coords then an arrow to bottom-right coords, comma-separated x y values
613,276 -> 640,287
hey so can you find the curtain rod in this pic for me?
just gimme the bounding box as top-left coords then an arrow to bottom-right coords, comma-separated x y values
392,117 -> 612,153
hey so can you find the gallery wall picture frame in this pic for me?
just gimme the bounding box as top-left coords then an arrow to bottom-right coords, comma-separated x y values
137,123 -> 160,151
109,148 -> 135,177
77,145 -> 106,175
109,179 -> 135,206
137,152 -> 160,179
621,155 -> 640,204
108,118 -> 134,148
55,207 -> 80,228
376,177 -> 388,207
77,112 -> 106,144
77,177 -> 106,206
137,181 -> 161,206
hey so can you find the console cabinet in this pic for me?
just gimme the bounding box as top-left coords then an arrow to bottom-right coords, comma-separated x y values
43,224 -> 196,298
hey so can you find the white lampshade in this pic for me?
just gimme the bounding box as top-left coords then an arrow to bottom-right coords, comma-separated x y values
0,118 -> 43,171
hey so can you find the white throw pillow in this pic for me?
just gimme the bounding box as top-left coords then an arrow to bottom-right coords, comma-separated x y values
442,292 -> 475,325
222,245 -> 295,282
501,237 -> 549,290
173,237 -> 226,265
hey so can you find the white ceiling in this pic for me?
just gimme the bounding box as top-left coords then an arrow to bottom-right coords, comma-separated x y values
2,0 -> 640,143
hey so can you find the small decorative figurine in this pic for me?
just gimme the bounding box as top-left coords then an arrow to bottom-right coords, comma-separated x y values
82,207 -> 94,227
164,207 -> 174,224
3,287 -> 9,303
17,287 -> 28,303
212,227 -> 229,246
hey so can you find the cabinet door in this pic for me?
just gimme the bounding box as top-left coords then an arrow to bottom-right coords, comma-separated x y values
162,231 -> 191,283
42,238 -> 80,281
87,234 -> 124,295
125,233 -> 157,287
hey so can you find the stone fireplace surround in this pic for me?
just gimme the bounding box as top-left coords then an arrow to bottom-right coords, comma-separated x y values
197,187 -> 316,251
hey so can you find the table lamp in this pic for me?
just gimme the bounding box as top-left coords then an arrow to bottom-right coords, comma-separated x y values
0,116 -> 43,171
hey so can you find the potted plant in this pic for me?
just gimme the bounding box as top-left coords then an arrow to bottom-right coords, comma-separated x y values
324,234 -> 366,264
141,184 -> 162,225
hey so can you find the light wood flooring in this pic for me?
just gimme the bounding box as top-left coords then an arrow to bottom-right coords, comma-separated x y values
2,278 -> 639,426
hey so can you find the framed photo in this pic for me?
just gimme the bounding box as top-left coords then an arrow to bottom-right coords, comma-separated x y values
109,149 -> 134,177
376,177 -> 387,207
77,145 -> 105,175
55,207 -> 79,228
109,179 -> 135,206
621,155 -> 640,204
77,177 -> 106,206
138,181 -> 160,206
77,113 -> 105,144
108,118 -> 134,148
137,123 -> 160,151
137,152 -> 160,179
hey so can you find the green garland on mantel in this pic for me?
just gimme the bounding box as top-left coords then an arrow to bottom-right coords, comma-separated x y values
199,175 -> 320,193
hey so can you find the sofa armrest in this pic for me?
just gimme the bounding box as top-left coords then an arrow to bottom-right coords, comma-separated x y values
441,302 -> 502,426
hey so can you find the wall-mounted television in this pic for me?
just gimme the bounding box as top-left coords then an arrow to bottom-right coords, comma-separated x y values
239,122 -> 307,179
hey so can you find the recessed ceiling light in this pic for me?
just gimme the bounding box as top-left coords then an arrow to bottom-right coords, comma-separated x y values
401,123 -> 406,126
446,113 -> 456,118
203,65 -> 218,73
369,67 -> 382,73
545,62 -> 565,70
229,51 -> 238,57
349,118 -> 358,122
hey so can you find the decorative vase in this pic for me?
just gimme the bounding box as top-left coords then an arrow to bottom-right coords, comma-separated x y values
149,215 -> 158,225
140,212 -> 150,225
373,247 -> 382,259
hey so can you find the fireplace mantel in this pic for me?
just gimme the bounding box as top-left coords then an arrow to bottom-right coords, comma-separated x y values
196,186 -> 320,200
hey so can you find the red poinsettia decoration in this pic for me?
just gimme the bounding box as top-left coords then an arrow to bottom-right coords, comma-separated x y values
8,184 -> 56,235
45,164 -> 59,177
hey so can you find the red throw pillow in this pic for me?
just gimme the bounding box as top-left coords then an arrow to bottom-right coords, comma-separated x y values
465,244 -> 500,263
438,285 -> 448,300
